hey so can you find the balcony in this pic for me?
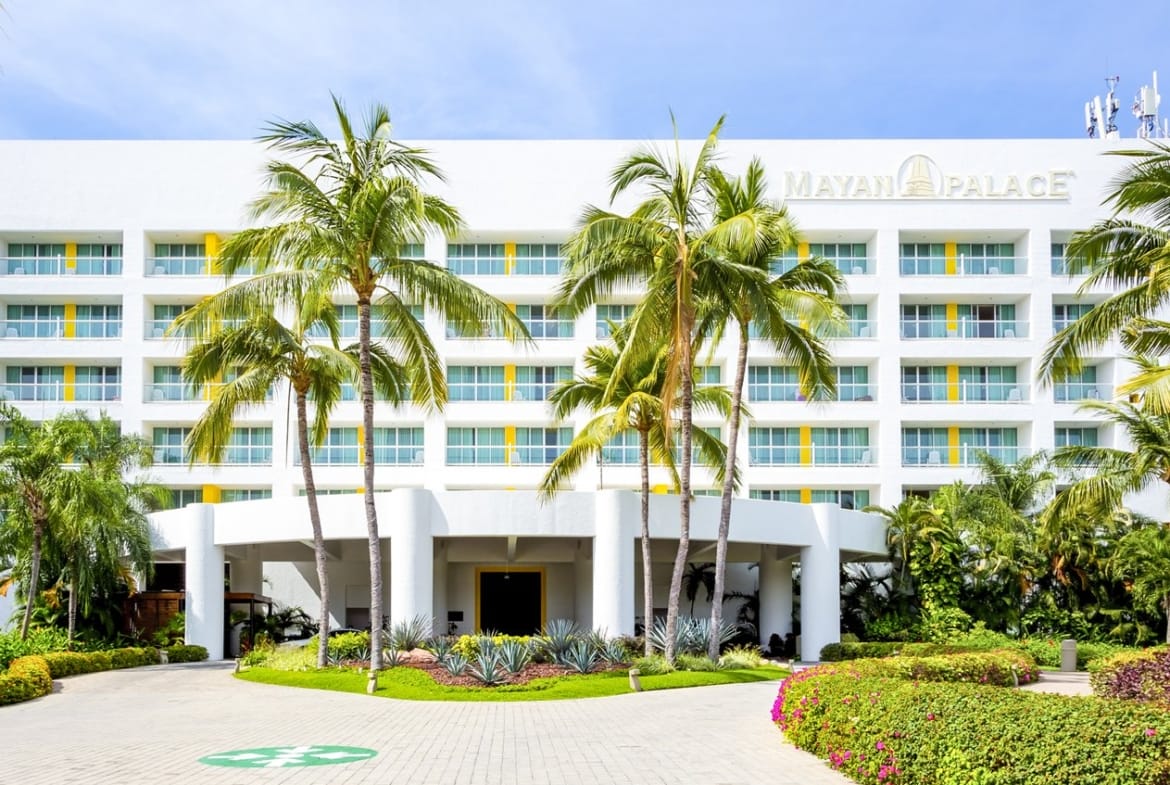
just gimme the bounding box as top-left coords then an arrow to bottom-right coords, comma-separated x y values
900,320 -> 1027,340
2,256 -> 122,276
1,319 -> 122,339
810,446 -> 875,466
146,257 -> 209,276
901,382 -> 1027,403
844,320 -> 875,339
1053,383 -> 1109,402
900,256 -> 1027,276
902,445 -> 1024,466
145,383 -> 201,402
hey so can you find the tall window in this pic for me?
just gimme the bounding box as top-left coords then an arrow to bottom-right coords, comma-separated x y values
149,304 -> 191,337
75,305 -> 122,338
76,243 -> 123,275
843,303 -> 872,338
1051,242 -> 1069,275
220,488 -> 273,502
6,304 -> 65,338
447,243 -> 505,275
514,243 -> 563,276
810,489 -> 871,509
811,427 -> 870,465
750,489 -> 802,502
166,488 -> 203,509
957,304 -> 1017,338
448,366 -> 506,401
832,366 -> 870,401
372,427 -> 424,464
223,427 -> 272,465
601,431 -> 640,465
7,243 -> 64,275
1055,427 -> 1098,447
748,366 -> 801,401
956,242 -> 1015,274
149,366 -> 197,401
957,427 -> 1019,464
151,243 -> 206,276
514,366 -> 572,401
810,242 -> 868,274
514,427 -> 572,464
901,366 -> 947,402
446,427 -> 506,465
749,427 -> 801,465
75,366 -> 121,401
5,366 -> 64,400
901,427 -> 949,465
1053,303 -> 1092,331
901,304 -> 947,338
769,248 -> 799,275
900,243 -> 946,275
305,428 -> 360,465
957,366 -> 1019,402
153,427 -> 192,464
517,305 -> 573,338
596,304 -> 635,338
1054,367 -> 1100,402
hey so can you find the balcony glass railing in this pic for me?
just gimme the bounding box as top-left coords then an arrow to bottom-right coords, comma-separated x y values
900,320 -> 1027,339
145,320 -> 176,339
0,383 -> 64,401
145,383 -> 201,402
902,445 -> 1024,466
1053,383 -> 1108,402
900,257 -> 1027,276
832,383 -> 873,402
810,446 -> 875,466
146,257 -> 209,276
845,320 -> 875,338
2,320 -> 64,339
2,256 -> 122,276
901,382 -> 1026,402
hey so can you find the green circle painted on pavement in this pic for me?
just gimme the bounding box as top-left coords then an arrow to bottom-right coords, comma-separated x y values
199,745 -> 377,768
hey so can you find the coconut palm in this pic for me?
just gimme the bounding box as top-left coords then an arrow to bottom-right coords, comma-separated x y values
1039,143 -> 1170,387
538,326 -> 734,655
701,161 -> 845,658
213,97 -> 527,674
559,116 -> 778,661
1113,523 -> 1170,643
173,285 -> 408,668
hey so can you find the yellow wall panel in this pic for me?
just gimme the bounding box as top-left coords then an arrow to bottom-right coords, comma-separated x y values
504,364 -> 516,401
945,302 -> 958,332
63,365 -> 75,401
504,242 -> 517,275
800,487 -> 812,504
64,242 -> 77,272
204,233 -> 220,275
947,365 -> 959,402
800,426 -> 812,465
948,426 -> 960,465
945,241 -> 957,275
202,485 -> 221,504
797,242 -> 810,262
63,304 -> 76,338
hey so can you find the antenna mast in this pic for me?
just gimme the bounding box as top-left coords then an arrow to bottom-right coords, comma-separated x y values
1133,71 -> 1166,139
1085,76 -> 1121,140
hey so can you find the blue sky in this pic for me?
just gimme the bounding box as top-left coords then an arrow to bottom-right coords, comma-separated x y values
0,0 -> 1165,140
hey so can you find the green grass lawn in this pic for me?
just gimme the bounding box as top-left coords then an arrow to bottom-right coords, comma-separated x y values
236,664 -> 786,702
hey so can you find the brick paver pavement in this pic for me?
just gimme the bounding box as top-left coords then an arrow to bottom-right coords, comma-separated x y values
0,662 -> 853,785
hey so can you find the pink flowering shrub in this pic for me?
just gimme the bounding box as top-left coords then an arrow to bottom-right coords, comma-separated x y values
1090,646 -> 1170,704
774,660 -> 1170,784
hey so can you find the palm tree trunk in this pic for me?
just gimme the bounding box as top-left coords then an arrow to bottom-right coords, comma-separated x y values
639,429 -> 654,657
357,296 -> 383,678
67,577 -> 77,646
19,519 -> 44,640
709,322 -> 749,658
664,327 -> 694,664
295,389 -> 331,668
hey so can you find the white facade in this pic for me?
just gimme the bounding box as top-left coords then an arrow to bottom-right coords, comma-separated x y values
0,137 -> 1154,643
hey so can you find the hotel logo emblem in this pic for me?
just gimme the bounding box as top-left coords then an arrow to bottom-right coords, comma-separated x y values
898,155 -> 941,197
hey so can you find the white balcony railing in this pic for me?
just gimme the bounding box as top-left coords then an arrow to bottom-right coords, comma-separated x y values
901,320 -> 1027,339
2,256 -> 122,276
901,382 -> 1026,403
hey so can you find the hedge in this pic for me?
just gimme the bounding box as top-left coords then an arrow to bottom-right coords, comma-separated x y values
847,649 -> 1038,687
1090,646 -> 1170,704
42,647 -> 162,678
0,656 -> 52,706
821,639 -> 1128,670
165,644 -> 209,663
774,665 -> 1170,785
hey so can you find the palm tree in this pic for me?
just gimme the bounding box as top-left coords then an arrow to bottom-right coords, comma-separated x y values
701,160 -> 845,658
538,326 -> 733,656
173,285 -> 408,668
1039,143 -> 1170,387
682,562 -> 715,615
214,97 -> 527,675
1113,523 -> 1170,643
559,116 -> 775,661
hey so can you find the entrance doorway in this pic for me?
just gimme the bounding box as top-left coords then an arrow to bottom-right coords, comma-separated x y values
477,568 -> 543,635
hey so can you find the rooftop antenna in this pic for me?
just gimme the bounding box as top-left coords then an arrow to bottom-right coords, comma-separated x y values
1133,71 -> 1165,138
1085,76 -> 1121,140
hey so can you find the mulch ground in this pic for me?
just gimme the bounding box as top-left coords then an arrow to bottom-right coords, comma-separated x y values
340,649 -> 621,687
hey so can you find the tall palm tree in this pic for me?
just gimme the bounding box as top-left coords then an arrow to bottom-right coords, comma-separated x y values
1039,143 -> 1170,387
701,161 -> 845,658
214,97 -> 526,675
559,116 -> 773,661
173,285 -> 407,668
538,327 -> 733,655
1113,522 -> 1170,643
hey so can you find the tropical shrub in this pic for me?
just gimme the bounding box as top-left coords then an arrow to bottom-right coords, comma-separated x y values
452,634 -> 531,660
424,635 -> 454,660
718,645 -> 765,670
320,631 -> 371,662
0,628 -> 70,669
597,639 -> 629,667
389,615 -> 431,651
42,650 -> 112,677
631,654 -> 674,675
774,666 -> 1170,784
537,619 -> 579,665
498,639 -> 531,675
165,644 -> 209,663
561,640 -> 598,674
646,616 -> 737,656
1090,646 -> 1170,704
0,655 -> 52,706
1020,638 -> 1130,670
151,612 -> 186,647
674,653 -> 719,672
440,653 -> 468,676
468,648 -> 506,686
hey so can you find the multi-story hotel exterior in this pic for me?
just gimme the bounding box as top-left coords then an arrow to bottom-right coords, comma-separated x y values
0,138 -> 1146,656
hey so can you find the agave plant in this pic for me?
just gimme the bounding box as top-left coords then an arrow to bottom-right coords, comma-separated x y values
539,618 -> 579,665
647,617 -> 738,656
499,639 -> 532,675
424,635 -> 454,660
598,639 -> 629,667
391,615 -> 433,651
440,652 -> 469,676
382,647 -> 402,668
468,648 -> 506,686
562,640 -> 598,674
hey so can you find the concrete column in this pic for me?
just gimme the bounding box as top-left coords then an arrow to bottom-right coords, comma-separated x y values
799,503 -> 841,662
389,488 -> 433,632
574,539 -> 593,630
758,546 -> 793,645
184,503 -> 224,660
229,545 -> 263,595
433,540 -> 448,636
592,490 -> 636,636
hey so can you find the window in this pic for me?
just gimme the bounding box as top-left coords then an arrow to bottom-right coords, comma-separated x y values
446,243 -> 505,275
750,489 -> 802,502
165,488 -> 203,509
149,366 -> 197,402
696,366 -> 721,388
399,243 -> 425,260
596,304 -> 635,338
372,427 -> 424,465
810,242 -> 868,275
900,304 -> 947,339
900,243 -> 946,275
1051,243 -> 1069,275
153,427 -> 191,464
5,366 -> 64,400
902,427 -> 949,465
956,242 -> 1015,274
76,244 -> 123,275
1055,427 -> 1098,448
601,430 -> 640,465
75,366 -> 121,401
223,427 -> 272,465
149,304 -> 192,337
514,243 -> 563,276
305,428 -> 360,465
514,427 -> 572,465
769,248 -> 798,275
957,304 -> 1018,338
843,303 -> 872,338
811,427 -> 870,465
748,366 -> 801,402
901,366 -> 948,402
517,305 -> 573,338
514,366 -> 571,401
1053,303 -> 1092,332
749,427 -> 801,465
446,427 -> 506,465
220,488 -> 273,502
7,243 -> 65,275
5,304 -> 65,338
1054,367 -> 1100,402
810,489 -> 871,510
75,305 -> 122,338
448,366 -> 506,401
832,366 -> 870,401
151,243 -> 206,276
957,366 -> 1019,402
957,427 -> 1019,464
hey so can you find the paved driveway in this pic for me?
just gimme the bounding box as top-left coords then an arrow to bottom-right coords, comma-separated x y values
0,662 -> 853,785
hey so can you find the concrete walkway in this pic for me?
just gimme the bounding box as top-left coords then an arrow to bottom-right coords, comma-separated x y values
1019,670 -> 1093,696
0,662 -> 854,785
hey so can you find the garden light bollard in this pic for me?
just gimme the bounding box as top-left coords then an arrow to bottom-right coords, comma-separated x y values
367,671 -> 377,694
628,668 -> 642,692
1060,639 -> 1077,672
